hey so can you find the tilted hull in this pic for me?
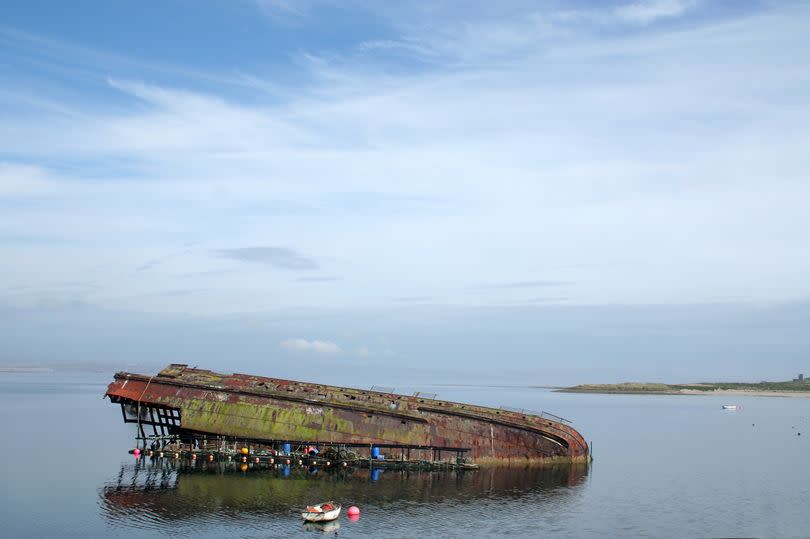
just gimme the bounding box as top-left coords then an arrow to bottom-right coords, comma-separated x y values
105,364 -> 589,463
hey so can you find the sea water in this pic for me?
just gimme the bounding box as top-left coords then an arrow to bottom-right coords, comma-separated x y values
0,371 -> 808,538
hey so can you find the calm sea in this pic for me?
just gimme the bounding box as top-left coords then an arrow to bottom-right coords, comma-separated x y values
1,371 -> 808,538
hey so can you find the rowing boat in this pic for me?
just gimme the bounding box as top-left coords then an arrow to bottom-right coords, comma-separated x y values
302,501 -> 341,522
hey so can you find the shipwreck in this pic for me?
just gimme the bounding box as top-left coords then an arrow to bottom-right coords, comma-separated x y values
105,364 -> 590,464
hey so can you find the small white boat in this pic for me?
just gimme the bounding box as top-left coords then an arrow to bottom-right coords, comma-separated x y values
302,501 -> 341,522
722,405 -> 738,410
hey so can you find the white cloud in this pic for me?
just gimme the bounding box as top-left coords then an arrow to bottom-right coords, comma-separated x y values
1,3 -> 809,313
280,338 -> 341,354
0,163 -> 61,198
614,0 -> 696,25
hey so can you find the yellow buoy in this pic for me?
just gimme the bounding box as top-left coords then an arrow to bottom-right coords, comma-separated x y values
241,447 -> 249,455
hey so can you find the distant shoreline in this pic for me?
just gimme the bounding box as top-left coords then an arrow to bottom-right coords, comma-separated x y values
0,367 -> 55,373
559,381 -> 810,398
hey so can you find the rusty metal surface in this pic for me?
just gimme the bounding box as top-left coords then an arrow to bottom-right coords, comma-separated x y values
105,364 -> 590,463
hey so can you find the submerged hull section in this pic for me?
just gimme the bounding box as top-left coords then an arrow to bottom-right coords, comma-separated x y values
105,364 -> 589,463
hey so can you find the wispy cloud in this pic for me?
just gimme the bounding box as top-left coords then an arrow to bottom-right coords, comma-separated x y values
357,38 -> 439,60
280,338 -> 341,354
5,280 -> 99,294
137,288 -> 210,298
479,281 -> 572,290
526,296 -> 570,304
254,0 -> 310,17
136,248 -> 194,272
1,2 -> 809,315
614,0 -> 697,25
0,162 -> 61,197
215,247 -> 318,270
297,276 -> 340,282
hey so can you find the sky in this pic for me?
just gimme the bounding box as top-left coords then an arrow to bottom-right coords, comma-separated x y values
1,0 -> 809,384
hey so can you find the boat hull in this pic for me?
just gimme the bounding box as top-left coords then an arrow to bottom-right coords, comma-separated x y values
302,506 -> 341,522
105,364 -> 590,463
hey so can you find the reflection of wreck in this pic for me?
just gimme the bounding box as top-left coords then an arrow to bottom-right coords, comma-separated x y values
101,460 -> 589,524
105,364 -> 590,464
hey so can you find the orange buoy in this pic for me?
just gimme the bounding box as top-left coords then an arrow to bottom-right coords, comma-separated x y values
241,447 -> 249,455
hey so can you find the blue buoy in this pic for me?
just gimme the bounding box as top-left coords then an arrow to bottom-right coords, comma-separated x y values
371,447 -> 381,459
282,443 -> 292,454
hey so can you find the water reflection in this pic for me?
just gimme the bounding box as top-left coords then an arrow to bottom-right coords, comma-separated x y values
100,459 -> 588,533
302,521 -> 341,534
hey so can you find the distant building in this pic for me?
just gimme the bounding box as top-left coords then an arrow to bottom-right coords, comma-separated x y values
794,373 -> 804,381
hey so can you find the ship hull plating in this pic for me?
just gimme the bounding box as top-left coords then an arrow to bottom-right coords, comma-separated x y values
105,364 -> 589,463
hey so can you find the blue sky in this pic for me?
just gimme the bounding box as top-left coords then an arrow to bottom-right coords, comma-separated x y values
1,0 -> 809,383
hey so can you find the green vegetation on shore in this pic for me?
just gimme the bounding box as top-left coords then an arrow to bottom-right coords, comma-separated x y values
561,379 -> 810,394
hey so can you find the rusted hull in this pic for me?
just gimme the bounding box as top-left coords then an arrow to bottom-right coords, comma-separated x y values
105,364 -> 589,463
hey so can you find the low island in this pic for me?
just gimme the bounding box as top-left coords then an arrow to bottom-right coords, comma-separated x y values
559,378 -> 810,397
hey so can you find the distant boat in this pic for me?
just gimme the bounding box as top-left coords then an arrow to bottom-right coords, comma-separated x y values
722,405 -> 738,410
302,501 -> 341,522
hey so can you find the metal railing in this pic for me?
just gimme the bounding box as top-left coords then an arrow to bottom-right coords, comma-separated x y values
499,405 -> 572,424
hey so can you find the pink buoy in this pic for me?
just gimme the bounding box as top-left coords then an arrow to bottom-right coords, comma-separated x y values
347,506 -> 360,517
133,448 -> 141,457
